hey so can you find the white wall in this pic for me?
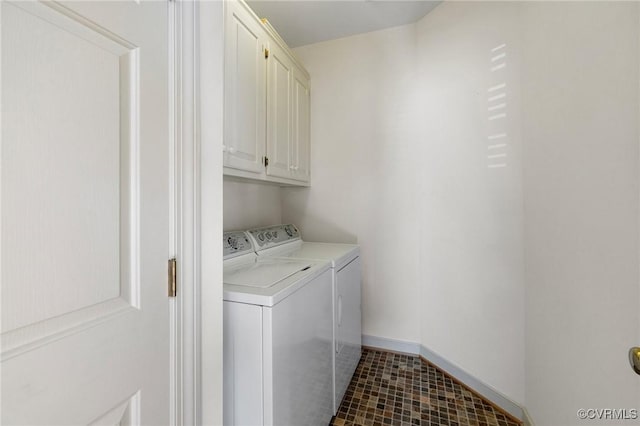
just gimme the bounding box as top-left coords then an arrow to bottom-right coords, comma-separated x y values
283,24 -> 423,345
283,2 -> 526,403
223,178 -> 282,231
415,1 -> 525,405
521,3 -> 640,424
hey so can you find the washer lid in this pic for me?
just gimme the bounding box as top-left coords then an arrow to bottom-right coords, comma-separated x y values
224,258 -> 313,288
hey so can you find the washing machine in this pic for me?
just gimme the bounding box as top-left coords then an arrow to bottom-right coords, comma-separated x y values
247,224 -> 362,414
223,230 -> 333,426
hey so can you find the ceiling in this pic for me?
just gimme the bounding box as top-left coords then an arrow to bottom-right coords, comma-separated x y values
246,1 -> 442,48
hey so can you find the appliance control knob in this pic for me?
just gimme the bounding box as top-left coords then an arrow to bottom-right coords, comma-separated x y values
227,236 -> 238,250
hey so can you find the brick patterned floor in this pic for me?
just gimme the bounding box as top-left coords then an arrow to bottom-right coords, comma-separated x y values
332,348 -> 522,426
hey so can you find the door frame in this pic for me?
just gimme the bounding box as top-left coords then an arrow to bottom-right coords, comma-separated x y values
170,0 -> 182,423
172,1 -> 224,425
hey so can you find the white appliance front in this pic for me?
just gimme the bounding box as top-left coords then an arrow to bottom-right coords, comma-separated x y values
333,256 -> 362,411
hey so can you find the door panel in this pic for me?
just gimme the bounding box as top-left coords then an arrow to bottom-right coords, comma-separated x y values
291,69 -> 310,182
2,0 -> 136,334
266,43 -> 292,179
1,1 -> 171,424
224,1 -> 266,173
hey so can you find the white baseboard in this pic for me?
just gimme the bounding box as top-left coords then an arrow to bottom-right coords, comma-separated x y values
362,334 -> 422,355
362,334 -> 527,422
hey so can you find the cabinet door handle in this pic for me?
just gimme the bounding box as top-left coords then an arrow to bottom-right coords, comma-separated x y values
289,165 -> 295,170
228,147 -> 236,154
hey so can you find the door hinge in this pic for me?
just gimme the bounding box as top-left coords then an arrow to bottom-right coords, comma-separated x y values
168,258 -> 177,297
264,48 -> 269,59
264,156 -> 269,167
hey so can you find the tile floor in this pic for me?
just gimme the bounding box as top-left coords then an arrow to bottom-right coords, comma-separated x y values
331,348 -> 522,426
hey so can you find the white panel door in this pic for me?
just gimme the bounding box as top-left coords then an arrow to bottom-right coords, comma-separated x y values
265,42 -> 292,179
1,1 -> 172,424
224,0 -> 267,174
290,68 -> 310,183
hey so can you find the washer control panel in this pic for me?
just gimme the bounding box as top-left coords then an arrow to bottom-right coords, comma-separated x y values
248,224 -> 300,250
223,231 -> 254,258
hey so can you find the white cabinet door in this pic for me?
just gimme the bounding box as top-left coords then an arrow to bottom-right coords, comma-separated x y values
1,1 -> 172,424
224,1 -> 267,174
266,42 -> 293,179
291,68 -> 311,183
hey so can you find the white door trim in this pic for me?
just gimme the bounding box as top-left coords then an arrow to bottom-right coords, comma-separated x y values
168,0 -> 180,424
171,1 -> 198,424
172,0 -> 194,424
198,1 -> 225,424
172,1 -> 224,425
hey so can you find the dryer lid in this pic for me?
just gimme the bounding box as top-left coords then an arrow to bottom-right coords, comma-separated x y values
224,258 -> 313,288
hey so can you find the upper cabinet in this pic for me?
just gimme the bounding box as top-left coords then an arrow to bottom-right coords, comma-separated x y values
224,0 -> 311,186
